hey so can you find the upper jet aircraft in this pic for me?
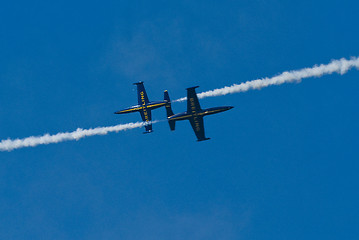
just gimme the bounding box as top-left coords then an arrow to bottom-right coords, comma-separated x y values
114,82 -> 170,133
165,86 -> 233,141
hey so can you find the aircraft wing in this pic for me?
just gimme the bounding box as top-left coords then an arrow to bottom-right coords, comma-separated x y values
186,86 -> 202,113
144,122 -> 152,133
139,108 -> 152,133
189,116 -> 210,141
134,82 -> 150,106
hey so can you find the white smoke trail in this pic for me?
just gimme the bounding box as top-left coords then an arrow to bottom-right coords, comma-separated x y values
2,56 -> 358,152
175,56 -> 359,102
0,121 -> 155,152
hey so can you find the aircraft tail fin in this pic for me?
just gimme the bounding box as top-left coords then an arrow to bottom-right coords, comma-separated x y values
164,90 -> 176,131
164,90 -> 174,117
164,90 -> 170,102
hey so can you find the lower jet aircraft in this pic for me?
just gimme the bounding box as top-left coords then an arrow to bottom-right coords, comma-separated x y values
165,86 -> 233,141
114,81 -> 170,133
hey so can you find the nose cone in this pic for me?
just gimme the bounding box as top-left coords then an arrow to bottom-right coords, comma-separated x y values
114,110 -> 125,114
220,106 -> 234,113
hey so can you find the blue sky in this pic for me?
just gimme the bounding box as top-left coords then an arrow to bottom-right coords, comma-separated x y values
1,0 -> 358,239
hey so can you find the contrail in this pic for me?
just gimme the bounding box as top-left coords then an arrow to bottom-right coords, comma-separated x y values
174,56 -> 359,102
2,56 -> 358,152
0,121 -> 156,152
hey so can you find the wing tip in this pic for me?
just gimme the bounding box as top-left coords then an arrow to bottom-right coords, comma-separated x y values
197,137 -> 210,142
142,130 -> 153,134
186,86 -> 199,90
133,81 -> 144,85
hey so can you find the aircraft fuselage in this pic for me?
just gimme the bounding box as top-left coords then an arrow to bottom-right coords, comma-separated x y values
115,101 -> 167,115
168,106 -> 233,121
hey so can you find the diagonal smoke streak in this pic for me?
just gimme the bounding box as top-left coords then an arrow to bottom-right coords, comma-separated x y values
174,56 -> 359,102
0,121 -> 157,152
1,56 -> 359,152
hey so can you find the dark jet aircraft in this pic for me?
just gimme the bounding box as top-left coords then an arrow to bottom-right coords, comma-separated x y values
165,86 -> 233,141
114,82 -> 170,133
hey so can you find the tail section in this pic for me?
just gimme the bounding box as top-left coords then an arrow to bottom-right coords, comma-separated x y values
164,90 -> 170,102
164,90 -> 174,116
164,90 -> 176,131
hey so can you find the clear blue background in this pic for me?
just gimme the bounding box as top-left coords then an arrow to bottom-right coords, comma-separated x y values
1,1 -> 358,239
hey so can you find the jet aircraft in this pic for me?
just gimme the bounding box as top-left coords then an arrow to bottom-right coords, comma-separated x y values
165,86 -> 233,141
114,82 -> 169,133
